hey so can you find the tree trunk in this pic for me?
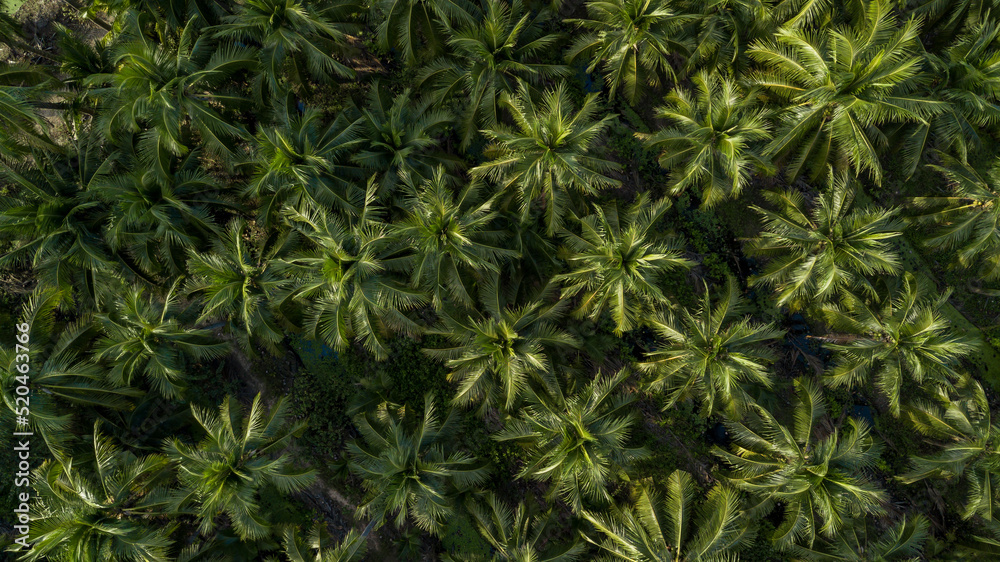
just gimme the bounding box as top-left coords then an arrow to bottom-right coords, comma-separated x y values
967,280 -> 1000,297
10,41 -> 57,63
60,0 -> 113,31
32,101 -> 96,116
805,334 -> 870,345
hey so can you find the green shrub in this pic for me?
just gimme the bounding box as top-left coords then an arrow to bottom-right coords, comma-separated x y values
441,515 -> 491,558
290,338 -> 361,457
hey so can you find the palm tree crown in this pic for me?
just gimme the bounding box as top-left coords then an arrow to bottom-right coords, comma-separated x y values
275,522 -> 369,562
418,0 -> 569,147
165,394 -> 316,540
583,470 -> 752,561
353,84 -> 459,199
640,71 -> 772,207
714,379 -> 887,549
214,0 -> 356,98
371,0 -> 478,65
275,185 -> 425,359
640,276 -> 784,418
185,218 -> 288,356
348,395 -> 490,534
748,0 -> 945,183
91,147 -> 234,278
0,145 -> 114,299
94,18 -> 254,157
247,96 -> 363,225
447,492 -> 585,561
786,515 -> 929,561
22,424 -> 176,562
94,285 -> 230,398
471,81 -> 621,235
555,194 -> 692,334
426,278 -> 579,412
818,272 -> 977,416
391,168 -> 518,309
566,0 -> 692,104
747,171 -> 904,310
899,20 -> 1000,178
912,155 -> 1000,280
496,370 -> 649,513
0,289 -> 138,461
900,375 -> 1000,521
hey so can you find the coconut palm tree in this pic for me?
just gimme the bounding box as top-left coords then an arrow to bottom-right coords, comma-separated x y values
785,515 -> 929,561
555,194 -> 692,334
274,183 -> 426,359
351,83 -> 460,199
472,81 -> 621,235
495,369 -> 649,513
247,94 -> 364,226
417,0 -> 569,148
911,155 -> 1000,281
348,395 -> 490,535
185,218 -> 289,356
92,17 -> 255,158
768,0 -> 842,29
90,146 -> 237,278
166,394 -> 316,540
566,0 -> 692,104
0,141 -> 117,302
498,207 -> 561,289
714,379 -> 887,549
390,167 -> 518,309
213,0 -> 357,99
818,272 -> 977,416
746,170 -> 904,310
271,522 -> 370,562
899,375 -> 1000,521
747,0 -> 945,183
582,470 -> 752,561
639,276 -> 784,418
93,285 -> 230,399
640,71 -> 773,207
897,20 -> 1000,178
371,0 -> 479,65
0,288 -> 139,461
20,423 -> 178,562
442,492 -> 584,561
906,0 -> 999,44
53,23 -> 114,86
683,0 -> 775,74
84,0 -> 221,31
425,276 -> 580,412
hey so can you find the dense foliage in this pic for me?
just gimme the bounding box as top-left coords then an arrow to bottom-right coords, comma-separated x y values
2,0 -> 1000,559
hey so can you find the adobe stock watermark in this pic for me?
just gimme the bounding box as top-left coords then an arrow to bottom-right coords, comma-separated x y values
11,322 -> 32,549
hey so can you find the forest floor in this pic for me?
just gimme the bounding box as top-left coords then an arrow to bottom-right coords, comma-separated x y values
10,0 -> 104,52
